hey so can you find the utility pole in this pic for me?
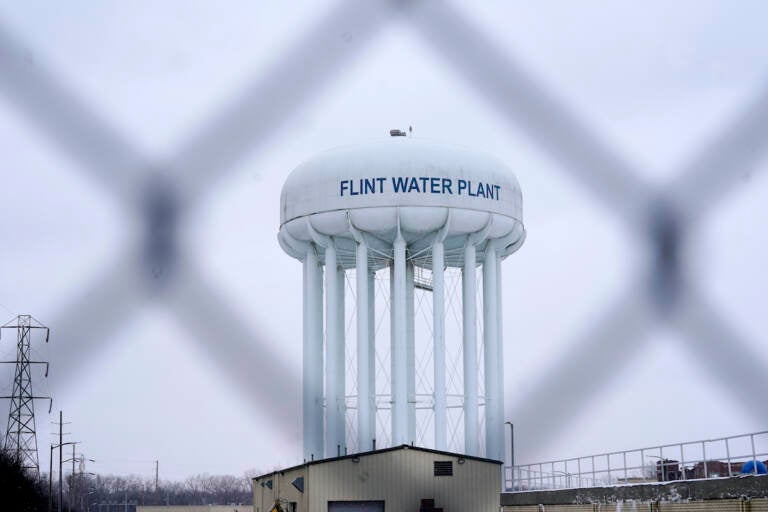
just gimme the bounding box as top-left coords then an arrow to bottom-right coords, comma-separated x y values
71,444 -> 76,511
154,460 -> 159,492
70,452 -> 95,512
52,411 -> 76,512
49,444 -> 54,512
75,454 -> 95,512
63,442 -> 81,512
0,315 -> 52,476
57,411 -> 64,512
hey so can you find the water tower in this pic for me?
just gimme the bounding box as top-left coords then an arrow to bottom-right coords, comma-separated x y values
278,137 -> 525,463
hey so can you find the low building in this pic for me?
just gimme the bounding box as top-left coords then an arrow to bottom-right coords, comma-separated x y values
253,445 -> 502,512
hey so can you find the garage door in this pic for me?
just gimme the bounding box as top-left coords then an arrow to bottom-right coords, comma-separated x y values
328,500 -> 385,512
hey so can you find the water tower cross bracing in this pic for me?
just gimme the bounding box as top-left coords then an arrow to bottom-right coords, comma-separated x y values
278,138 -> 525,462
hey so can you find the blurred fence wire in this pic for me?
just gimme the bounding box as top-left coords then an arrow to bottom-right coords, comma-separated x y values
0,0 -> 766,456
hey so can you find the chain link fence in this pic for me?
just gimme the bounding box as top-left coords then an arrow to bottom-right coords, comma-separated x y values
0,0 -> 766,474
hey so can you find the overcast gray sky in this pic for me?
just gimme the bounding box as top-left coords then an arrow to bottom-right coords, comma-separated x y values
0,0 -> 767,481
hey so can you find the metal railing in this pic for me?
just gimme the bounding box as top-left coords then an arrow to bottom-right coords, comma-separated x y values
505,430 -> 768,491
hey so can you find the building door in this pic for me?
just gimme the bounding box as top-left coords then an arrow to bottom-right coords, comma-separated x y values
328,500 -> 385,512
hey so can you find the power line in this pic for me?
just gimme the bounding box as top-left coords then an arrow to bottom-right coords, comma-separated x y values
0,302 -> 17,318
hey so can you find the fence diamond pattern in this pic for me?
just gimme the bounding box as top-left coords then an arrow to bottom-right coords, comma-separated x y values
0,0 -> 766,470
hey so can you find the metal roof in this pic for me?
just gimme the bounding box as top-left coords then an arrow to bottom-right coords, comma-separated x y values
253,444 -> 502,481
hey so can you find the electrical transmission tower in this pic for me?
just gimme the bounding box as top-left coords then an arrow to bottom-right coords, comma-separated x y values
1,315 -> 52,475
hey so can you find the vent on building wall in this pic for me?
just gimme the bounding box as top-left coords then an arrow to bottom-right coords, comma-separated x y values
433,461 -> 453,476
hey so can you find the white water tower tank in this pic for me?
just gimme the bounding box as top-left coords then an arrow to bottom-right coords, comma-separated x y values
278,137 -> 525,462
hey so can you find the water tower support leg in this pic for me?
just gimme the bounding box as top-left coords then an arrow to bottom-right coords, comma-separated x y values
406,261 -> 416,443
484,247 -> 503,461
357,241 -> 372,451
337,263 -> 346,446
433,241 -> 447,451
463,242 -> 479,456
392,235 -> 408,445
496,256 -> 505,459
367,270 -> 376,447
325,243 -> 345,456
303,247 -> 324,460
